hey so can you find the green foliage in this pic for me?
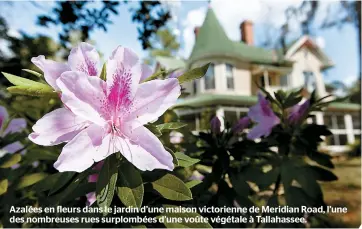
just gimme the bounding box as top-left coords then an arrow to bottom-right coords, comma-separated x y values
174,152 -> 200,168
16,173 -> 48,190
151,173 -> 192,201
0,179 -> 8,195
100,63 -> 107,81
177,63 -> 210,84
0,154 -> 21,168
117,159 -> 144,208
96,155 -> 118,215
2,72 -> 57,97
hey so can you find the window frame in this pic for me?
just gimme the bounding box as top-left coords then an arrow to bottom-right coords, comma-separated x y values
225,63 -> 235,90
204,63 -> 216,90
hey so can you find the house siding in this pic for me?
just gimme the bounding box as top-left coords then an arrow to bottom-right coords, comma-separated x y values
289,47 -> 327,97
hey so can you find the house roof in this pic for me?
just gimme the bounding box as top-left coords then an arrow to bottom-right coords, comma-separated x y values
174,94 -> 360,111
284,35 -> 334,70
187,8 -> 292,67
155,56 -> 186,70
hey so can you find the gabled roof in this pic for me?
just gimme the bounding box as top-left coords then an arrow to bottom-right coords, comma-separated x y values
285,35 -> 334,70
188,8 -> 292,67
155,56 -> 186,70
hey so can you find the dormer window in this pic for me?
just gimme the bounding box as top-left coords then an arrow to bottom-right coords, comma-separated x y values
225,64 -> 234,89
303,71 -> 316,92
205,63 -> 215,90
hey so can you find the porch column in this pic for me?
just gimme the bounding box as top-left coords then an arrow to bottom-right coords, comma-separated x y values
315,112 -> 324,125
216,106 -> 225,131
344,114 -> 355,143
263,70 -> 270,88
195,114 -> 200,131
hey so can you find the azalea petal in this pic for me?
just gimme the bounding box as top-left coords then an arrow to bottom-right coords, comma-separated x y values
126,78 -> 180,126
2,142 -> 24,154
31,55 -> 70,90
54,124 -> 116,172
0,105 -> 8,131
86,192 -> 97,206
106,46 -> 142,99
118,126 -> 174,171
54,128 -> 98,172
3,118 -> 26,136
247,124 -> 271,140
29,108 -> 89,146
68,42 -> 100,76
140,64 -> 153,82
57,71 -> 107,126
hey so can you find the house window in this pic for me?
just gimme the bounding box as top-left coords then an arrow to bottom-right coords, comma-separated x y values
323,114 -> 333,127
260,75 -> 271,87
193,81 -> 197,94
303,71 -> 316,92
352,114 -> 361,129
280,74 -> 289,87
336,114 -> 346,129
205,63 -> 215,90
225,64 -> 234,89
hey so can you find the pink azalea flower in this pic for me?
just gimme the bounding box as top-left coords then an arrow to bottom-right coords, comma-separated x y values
0,106 -> 27,158
247,93 -> 280,140
210,116 -> 221,133
29,46 -> 181,173
288,99 -> 310,124
231,117 -> 250,134
31,42 -> 153,91
189,170 -> 204,181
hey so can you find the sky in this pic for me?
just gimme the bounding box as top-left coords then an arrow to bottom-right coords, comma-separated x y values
0,0 -> 359,86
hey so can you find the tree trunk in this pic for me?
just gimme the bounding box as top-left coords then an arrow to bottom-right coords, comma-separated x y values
355,0 -> 361,79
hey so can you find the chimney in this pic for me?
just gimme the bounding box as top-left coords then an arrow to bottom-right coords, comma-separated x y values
240,20 -> 254,45
194,26 -> 200,38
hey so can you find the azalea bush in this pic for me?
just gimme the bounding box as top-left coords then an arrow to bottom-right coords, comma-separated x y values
0,42 -> 341,228
180,89 -> 340,228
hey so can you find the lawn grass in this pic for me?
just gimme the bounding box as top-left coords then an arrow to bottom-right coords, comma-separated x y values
321,157 -> 361,228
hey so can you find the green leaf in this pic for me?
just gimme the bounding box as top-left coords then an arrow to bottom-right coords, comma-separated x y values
33,173 -> 64,192
25,149 -> 59,161
96,154 -> 118,215
2,72 -> 44,86
0,154 -> 21,168
22,69 -> 42,78
152,174 -> 192,201
142,70 -> 164,82
16,173 -> 48,189
49,172 -> 76,195
2,72 -> 57,97
145,124 -> 162,137
157,122 -> 187,132
306,165 -> 338,181
309,152 -> 334,168
229,172 -> 251,196
0,179 -> 8,195
294,170 -> 323,201
50,172 -> 88,205
174,152 -> 199,168
117,160 -> 144,208
185,180 -> 202,189
100,63 -> 107,81
159,205 -> 212,228
7,85 -> 57,97
165,147 -> 179,167
177,63 -> 210,84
